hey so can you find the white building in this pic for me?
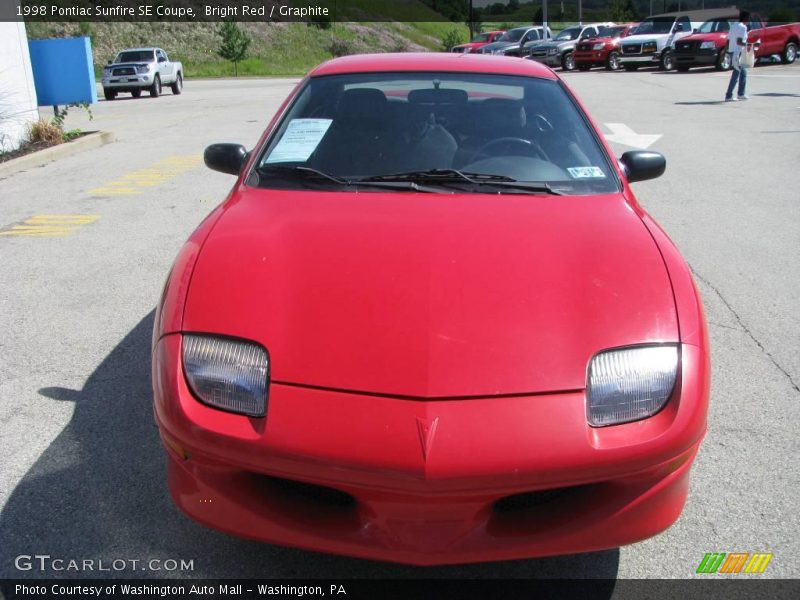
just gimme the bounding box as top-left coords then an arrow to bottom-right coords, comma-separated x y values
0,14 -> 39,154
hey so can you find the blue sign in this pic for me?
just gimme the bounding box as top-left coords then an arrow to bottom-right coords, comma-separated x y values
28,37 -> 97,106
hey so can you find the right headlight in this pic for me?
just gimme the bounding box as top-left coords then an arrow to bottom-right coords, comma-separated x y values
586,345 -> 678,427
183,335 -> 270,417
593,43 -> 606,50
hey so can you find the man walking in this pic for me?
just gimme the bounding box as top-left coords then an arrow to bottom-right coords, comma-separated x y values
725,10 -> 753,102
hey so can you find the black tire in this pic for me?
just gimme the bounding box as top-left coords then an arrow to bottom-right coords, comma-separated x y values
606,51 -> 621,71
171,72 -> 183,95
716,50 -> 732,71
561,51 -> 575,71
131,89 -> 142,98
623,64 -> 640,71
103,89 -> 116,101
782,41 -> 798,64
150,74 -> 161,98
660,50 -> 675,71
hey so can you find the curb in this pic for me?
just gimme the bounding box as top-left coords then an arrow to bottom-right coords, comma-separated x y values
0,131 -> 116,179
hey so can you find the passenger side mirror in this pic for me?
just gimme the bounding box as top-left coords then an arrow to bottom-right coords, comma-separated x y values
107,60 -> 112,65
158,56 -> 167,63
619,151 -> 666,183
204,143 -> 248,176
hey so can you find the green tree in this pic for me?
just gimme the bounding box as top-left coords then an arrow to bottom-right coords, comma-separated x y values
217,21 -> 251,77
768,6 -> 795,25
610,0 -> 638,22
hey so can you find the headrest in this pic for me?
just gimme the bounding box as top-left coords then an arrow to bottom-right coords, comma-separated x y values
408,88 -> 468,105
337,88 -> 388,122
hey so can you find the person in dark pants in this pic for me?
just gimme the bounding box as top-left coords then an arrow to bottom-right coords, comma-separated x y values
725,10 -> 758,101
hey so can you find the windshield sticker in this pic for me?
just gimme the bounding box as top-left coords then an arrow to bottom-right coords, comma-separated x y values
568,166 -> 606,179
265,119 -> 333,164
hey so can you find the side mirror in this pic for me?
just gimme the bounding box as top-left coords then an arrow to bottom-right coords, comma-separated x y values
204,143 -> 248,176
693,28 -> 699,33
619,151 -> 666,183
674,24 -> 684,33
107,60 -> 112,65
158,57 -> 167,63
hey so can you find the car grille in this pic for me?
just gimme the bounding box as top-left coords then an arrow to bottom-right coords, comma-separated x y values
675,41 -> 698,53
529,49 -> 547,58
576,43 -> 592,51
113,67 -> 135,76
622,44 -> 642,54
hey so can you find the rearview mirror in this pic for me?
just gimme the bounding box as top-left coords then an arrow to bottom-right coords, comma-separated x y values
619,151 -> 666,183
204,143 -> 248,176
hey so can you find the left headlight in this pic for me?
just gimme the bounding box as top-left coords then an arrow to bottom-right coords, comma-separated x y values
586,345 -> 679,427
700,41 -> 716,50
183,335 -> 270,417
593,43 -> 605,50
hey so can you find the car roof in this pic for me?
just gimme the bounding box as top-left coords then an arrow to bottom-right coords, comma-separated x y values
310,52 -> 558,80
118,47 -> 158,52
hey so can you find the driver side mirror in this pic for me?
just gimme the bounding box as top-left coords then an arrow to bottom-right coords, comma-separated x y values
204,143 -> 248,176
674,24 -> 685,33
106,60 -> 112,65
619,151 -> 666,183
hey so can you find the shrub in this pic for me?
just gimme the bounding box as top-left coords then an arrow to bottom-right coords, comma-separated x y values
26,119 -> 64,147
328,37 -> 355,57
441,28 -> 463,52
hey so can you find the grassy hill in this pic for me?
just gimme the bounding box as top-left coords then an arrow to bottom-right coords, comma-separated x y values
25,20 -> 470,79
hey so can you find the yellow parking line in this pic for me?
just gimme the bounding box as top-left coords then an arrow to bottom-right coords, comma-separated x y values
89,155 -> 203,196
0,215 -> 100,237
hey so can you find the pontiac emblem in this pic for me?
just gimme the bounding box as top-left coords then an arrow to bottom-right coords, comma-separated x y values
416,416 -> 440,461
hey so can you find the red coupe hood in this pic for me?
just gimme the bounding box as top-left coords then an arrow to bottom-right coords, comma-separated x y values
184,189 -> 678,397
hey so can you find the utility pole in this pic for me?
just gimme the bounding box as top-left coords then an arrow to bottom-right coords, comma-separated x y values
468,0 -> 474,40
543,1 -> 548,40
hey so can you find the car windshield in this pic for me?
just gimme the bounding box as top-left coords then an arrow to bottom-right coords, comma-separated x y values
254,72 -> 619,195
599,26 -> 627,37
633,17 -> 675,35
698,19 -> 731,33
500,28 -> 527,42
115,50 -> 154,63
471,33 -> 490,42
555,27 -> 582,41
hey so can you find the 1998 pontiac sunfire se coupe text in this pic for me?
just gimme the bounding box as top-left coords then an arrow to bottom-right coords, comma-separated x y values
152,53 -> 710,565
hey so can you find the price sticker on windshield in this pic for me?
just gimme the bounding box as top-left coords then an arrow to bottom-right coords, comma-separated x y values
265,119 -> 333,164
568,166 -> 606,179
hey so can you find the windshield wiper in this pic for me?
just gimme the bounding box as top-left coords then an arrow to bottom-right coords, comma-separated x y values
257,164 -> 349,185
255,165 -> 442,193
357,169 -> 563,195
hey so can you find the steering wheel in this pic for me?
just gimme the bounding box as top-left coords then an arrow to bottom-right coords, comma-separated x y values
531,113 -> 555,133
469,137 -> 544,164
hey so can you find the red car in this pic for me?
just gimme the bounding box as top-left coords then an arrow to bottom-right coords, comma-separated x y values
153,53 -> 710,565
674,14 -> 800,71
451,30 -> 505,53
574,23 -> 639,70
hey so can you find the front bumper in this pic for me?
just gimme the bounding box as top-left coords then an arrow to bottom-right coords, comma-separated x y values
574,50 -> 609,65
675,51 -> 718,67
102,73 -> 154,90
529,54 -> 561,67
153,334 -> 708,565
619,53 -> 661,65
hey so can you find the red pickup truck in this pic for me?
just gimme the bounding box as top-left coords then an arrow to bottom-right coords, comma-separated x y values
673,14 -> 800,71
451,31 -> 506,53
574,23 -> 638,70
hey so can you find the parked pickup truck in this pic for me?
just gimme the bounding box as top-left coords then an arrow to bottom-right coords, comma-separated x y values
451,30 -> 506,53
674,15 -> 800,71
527,22 -> 616,70
573,23 -> 638,70
101,47 -> 183,100
619,9 -> 733,71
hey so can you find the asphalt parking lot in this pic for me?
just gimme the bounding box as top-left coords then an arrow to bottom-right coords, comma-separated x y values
0,62 -> 798,580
